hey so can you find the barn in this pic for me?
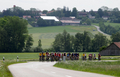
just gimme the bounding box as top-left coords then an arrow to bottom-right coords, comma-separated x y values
100,42 -> 120,56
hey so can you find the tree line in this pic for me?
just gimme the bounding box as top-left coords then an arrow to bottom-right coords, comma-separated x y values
99,22 -> 120,35
52,30 -> 120,52
0,16 -> 120,52
0,16 -> 44,53
89,6 -> 120,23
0,16 -> 29,52
52,30 -> 109,52
37,18 -> 62,27
0,6 -> 120,22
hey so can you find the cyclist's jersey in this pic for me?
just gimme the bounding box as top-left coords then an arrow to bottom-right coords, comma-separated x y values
54,53 -> 57,56
83,54 -> 85,57
67,54 -> 69,57
43,53 -> 46,56
39,53 -> 42,56
57,53 -> 59,56
59,53 -> 61,57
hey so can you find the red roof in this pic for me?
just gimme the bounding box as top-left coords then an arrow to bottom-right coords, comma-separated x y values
114,42 -> 120,48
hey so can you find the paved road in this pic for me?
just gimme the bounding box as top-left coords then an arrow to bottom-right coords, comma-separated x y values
93,25 -> 111,36
8,62 -> 114,77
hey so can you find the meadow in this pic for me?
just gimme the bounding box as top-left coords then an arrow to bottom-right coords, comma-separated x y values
0,23 -> 119,77
93,22 -> 120,30
0,52 -> 120,61
54,60 -> 120,77
0,52 -> 120,77
28,25 -> 105,49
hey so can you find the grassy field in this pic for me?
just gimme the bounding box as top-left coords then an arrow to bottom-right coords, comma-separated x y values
0,61 -> 26,77
0,53 -> 39,61
54,61 -> 120,77
1,52 -> 120,61
92,22 -> 120,29
0,53 -> 120,77
27,25 -> 101,49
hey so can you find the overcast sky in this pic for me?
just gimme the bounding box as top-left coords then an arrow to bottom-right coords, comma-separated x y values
0,0 -> 120,11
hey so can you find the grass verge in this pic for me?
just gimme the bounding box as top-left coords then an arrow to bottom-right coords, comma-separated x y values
0,61 -> 26,77
54,60 -> 120,77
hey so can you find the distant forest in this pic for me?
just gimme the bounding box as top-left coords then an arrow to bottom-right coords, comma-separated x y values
0,6 -> 120,23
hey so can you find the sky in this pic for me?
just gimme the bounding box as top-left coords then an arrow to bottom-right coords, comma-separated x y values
0,0 -> 120,11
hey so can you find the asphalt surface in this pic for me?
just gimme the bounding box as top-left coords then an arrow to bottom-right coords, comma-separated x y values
93,25 -> 110,36
8,62 -> 114,77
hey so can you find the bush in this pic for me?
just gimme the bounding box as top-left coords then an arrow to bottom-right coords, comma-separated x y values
34,47 -> 43,52
99,46 -> 107,52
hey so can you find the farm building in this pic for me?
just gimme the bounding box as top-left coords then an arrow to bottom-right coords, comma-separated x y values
40,16 -> 59,21
100,42 -> 120,56
60,17 -> 80,25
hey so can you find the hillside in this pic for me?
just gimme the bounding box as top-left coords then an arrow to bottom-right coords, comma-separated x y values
93,22 -> 120,30
27,25 -> 110,49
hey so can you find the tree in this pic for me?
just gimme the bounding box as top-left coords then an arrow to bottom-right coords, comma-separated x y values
91,33 -> 109,52
52,30 -> 72,52
38,39 -> 42,47
97,8 -> 104,17
100,6 -> 109,11
0,16 -> 28,52
74,33 -> 84,52
25,34 -> 34,52
74,31 -> 91,52
86,19 -> 91,25
71,7 -> 78,17
111,32 -> 120,42
42,10 -> 48,14
83,31 -> 91,52
62,30 -> 71,52
34,39 -> 43,52
89,10 -> 96,16
70,35 -> 75,52
37,18 -> 48,26
30,8 -> 38,11
52,33 -> 63,51
99,46 -> 107,52
113,8 -> 119,12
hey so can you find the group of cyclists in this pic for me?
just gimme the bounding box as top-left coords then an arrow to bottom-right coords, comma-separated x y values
39,52 -> 101,61
82,53 -> 101,60
39,52 -> 79,61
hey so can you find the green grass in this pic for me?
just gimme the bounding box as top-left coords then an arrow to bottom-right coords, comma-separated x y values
0,53 -> 120,77
92,23 -> 99,26
92,22 -> 120,29
28,25 -> 99,49
27,23 -> 119,49
54,61 -> 120,77
27,24 -> 33,28
1,52 -> 120,61
104,22 -> 120,30
0,61 -> 26,77
28,25 -> 97,33
0,53 -> 39,61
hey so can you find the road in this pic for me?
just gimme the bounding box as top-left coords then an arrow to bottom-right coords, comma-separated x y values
8,62 -> 114,77
93,25 -> 111,36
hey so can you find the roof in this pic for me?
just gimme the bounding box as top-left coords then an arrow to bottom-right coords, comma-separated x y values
23,15 -> 31,19
47,11 -> 54,14
40,16 -> 59,21
60,17 -> 80,24
60,17 -> 80,21
114,42 -> 120,48
60,20 -> 80,24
